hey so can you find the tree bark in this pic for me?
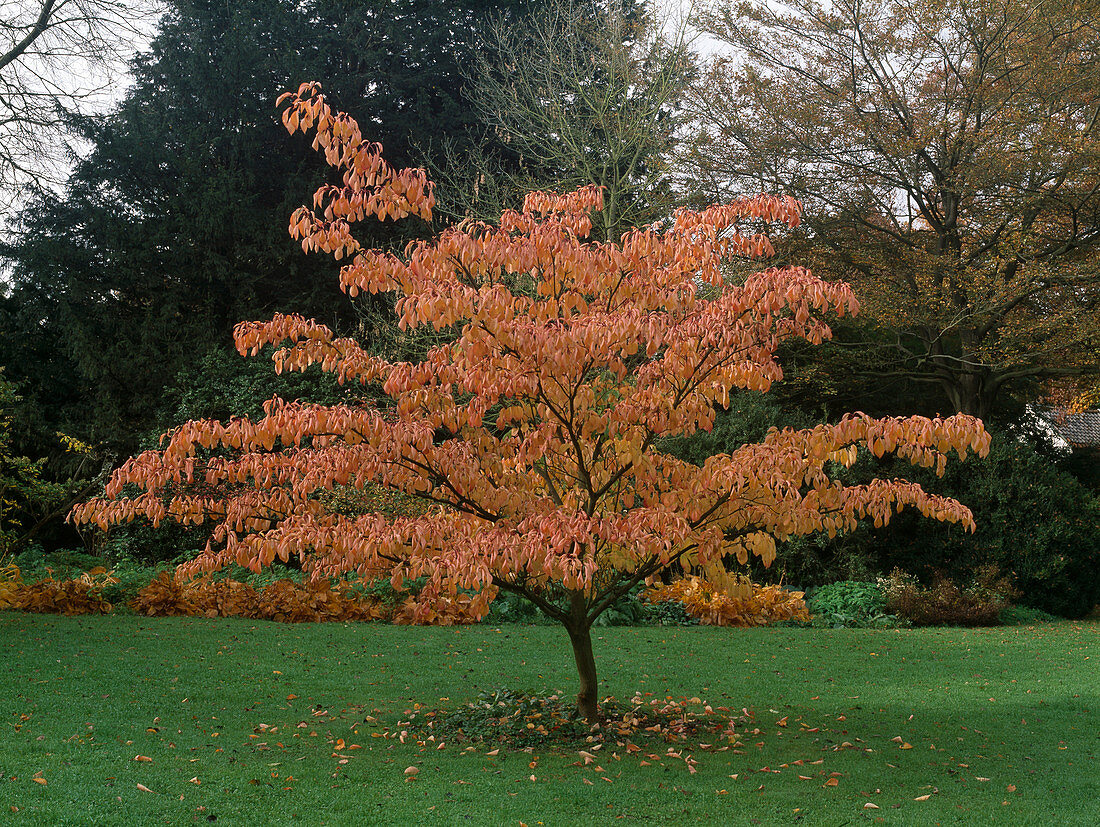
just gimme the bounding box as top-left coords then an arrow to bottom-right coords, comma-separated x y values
566,591 -> 599,722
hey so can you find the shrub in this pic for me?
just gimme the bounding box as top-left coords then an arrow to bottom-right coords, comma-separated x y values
0,563 -> 22,609
129,573 -> 391,622
9,566 -> 116,615
882,566 -> 1017,627
814,433 -> 1100,618
805,580 -> 894,628
483,590 -> 554,625
642,598 -> 700,627
999,604 -> 1058,625
643,576 -> 810,627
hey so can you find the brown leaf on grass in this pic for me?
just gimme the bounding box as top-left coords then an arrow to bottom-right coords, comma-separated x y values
33,777 -> 47,786
824,778 -> 839,787
899,742 -> 913,749
863,803 -> 880,809
133,755 -> 152,762
136,783 -> 156,793
1006,784 -> 1017,793
914,794 -> 931,801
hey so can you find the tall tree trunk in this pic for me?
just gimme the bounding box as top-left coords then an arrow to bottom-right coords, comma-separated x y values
566,591 -> 599,722
942,369 -> 992,421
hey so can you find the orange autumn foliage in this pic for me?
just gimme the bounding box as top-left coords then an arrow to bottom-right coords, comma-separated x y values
73,82 -> 989,719
644,576 -> 810,627
1,565 -> 115,615
129,572 -> 395,623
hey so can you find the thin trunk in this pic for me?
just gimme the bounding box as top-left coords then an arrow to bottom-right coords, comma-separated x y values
565,591 -> 598,721
566,623 -> 599,722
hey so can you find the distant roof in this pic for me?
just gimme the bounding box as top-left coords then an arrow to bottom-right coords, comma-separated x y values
1036,408 -> 1100,449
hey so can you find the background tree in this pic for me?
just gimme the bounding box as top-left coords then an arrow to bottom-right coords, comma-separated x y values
690,0 -> 1100,419
1,0 -> 537,461
76,85 -> 988,719
0,368 -> 104,556
437,0 -> 694,239
0,0 -> 158,213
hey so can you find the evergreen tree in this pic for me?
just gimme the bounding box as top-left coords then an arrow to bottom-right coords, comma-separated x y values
1,0 -> 533,461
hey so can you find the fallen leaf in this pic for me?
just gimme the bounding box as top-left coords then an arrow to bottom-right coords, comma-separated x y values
1006,784 -> 1017,793
134,755 -> 152,762
824,778 -> 839,787
864,802 -> 880,809
33,778 -> 47,786
975,777 -> 990,782
188,777 -> 201,785
914,794 -> 931,801
404,766 -> 419,776
899,742 -> 913,750
136,783 -> 156,793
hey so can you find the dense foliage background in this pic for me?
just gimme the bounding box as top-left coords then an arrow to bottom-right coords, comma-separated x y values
1,0 -> 1097,618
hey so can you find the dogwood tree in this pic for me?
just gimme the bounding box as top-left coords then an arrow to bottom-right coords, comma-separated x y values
74,83 -> 988,720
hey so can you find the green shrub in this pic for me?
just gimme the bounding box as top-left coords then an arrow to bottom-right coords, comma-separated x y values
857,433 -> 1100,618
642,598 -> 700,627
483,590 -> 555,625
806,580 -> 896,628
999,604 -> 1058,625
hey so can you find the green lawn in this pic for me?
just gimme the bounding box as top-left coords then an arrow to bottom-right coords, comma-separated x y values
0,614 -> 1096,825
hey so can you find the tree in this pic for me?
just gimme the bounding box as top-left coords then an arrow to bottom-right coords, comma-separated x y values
0,0 -> 157,211
1,0 -> 538,459
439,0 -> 694,238
74,85 -> 989,720
690,0 -> 1100,419
0,368 -> 102,556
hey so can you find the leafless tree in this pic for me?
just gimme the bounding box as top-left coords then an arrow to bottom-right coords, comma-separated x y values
430,0 -> 697,241
1,0 -> 159,215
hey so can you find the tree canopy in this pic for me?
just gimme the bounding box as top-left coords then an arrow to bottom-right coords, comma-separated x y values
440,0 -> 692,239
691,0 -> 1100,419
0,0 -> 157,211
1,0 -> 540,460
75,84 -> 989,719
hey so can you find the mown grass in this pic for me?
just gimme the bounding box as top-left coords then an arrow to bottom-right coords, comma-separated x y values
0,614 -> 1096,825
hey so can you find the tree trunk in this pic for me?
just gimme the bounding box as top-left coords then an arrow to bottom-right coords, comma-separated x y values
566,623 -> 599,722
941,369 -> 992,421
565,592 -> 599,722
